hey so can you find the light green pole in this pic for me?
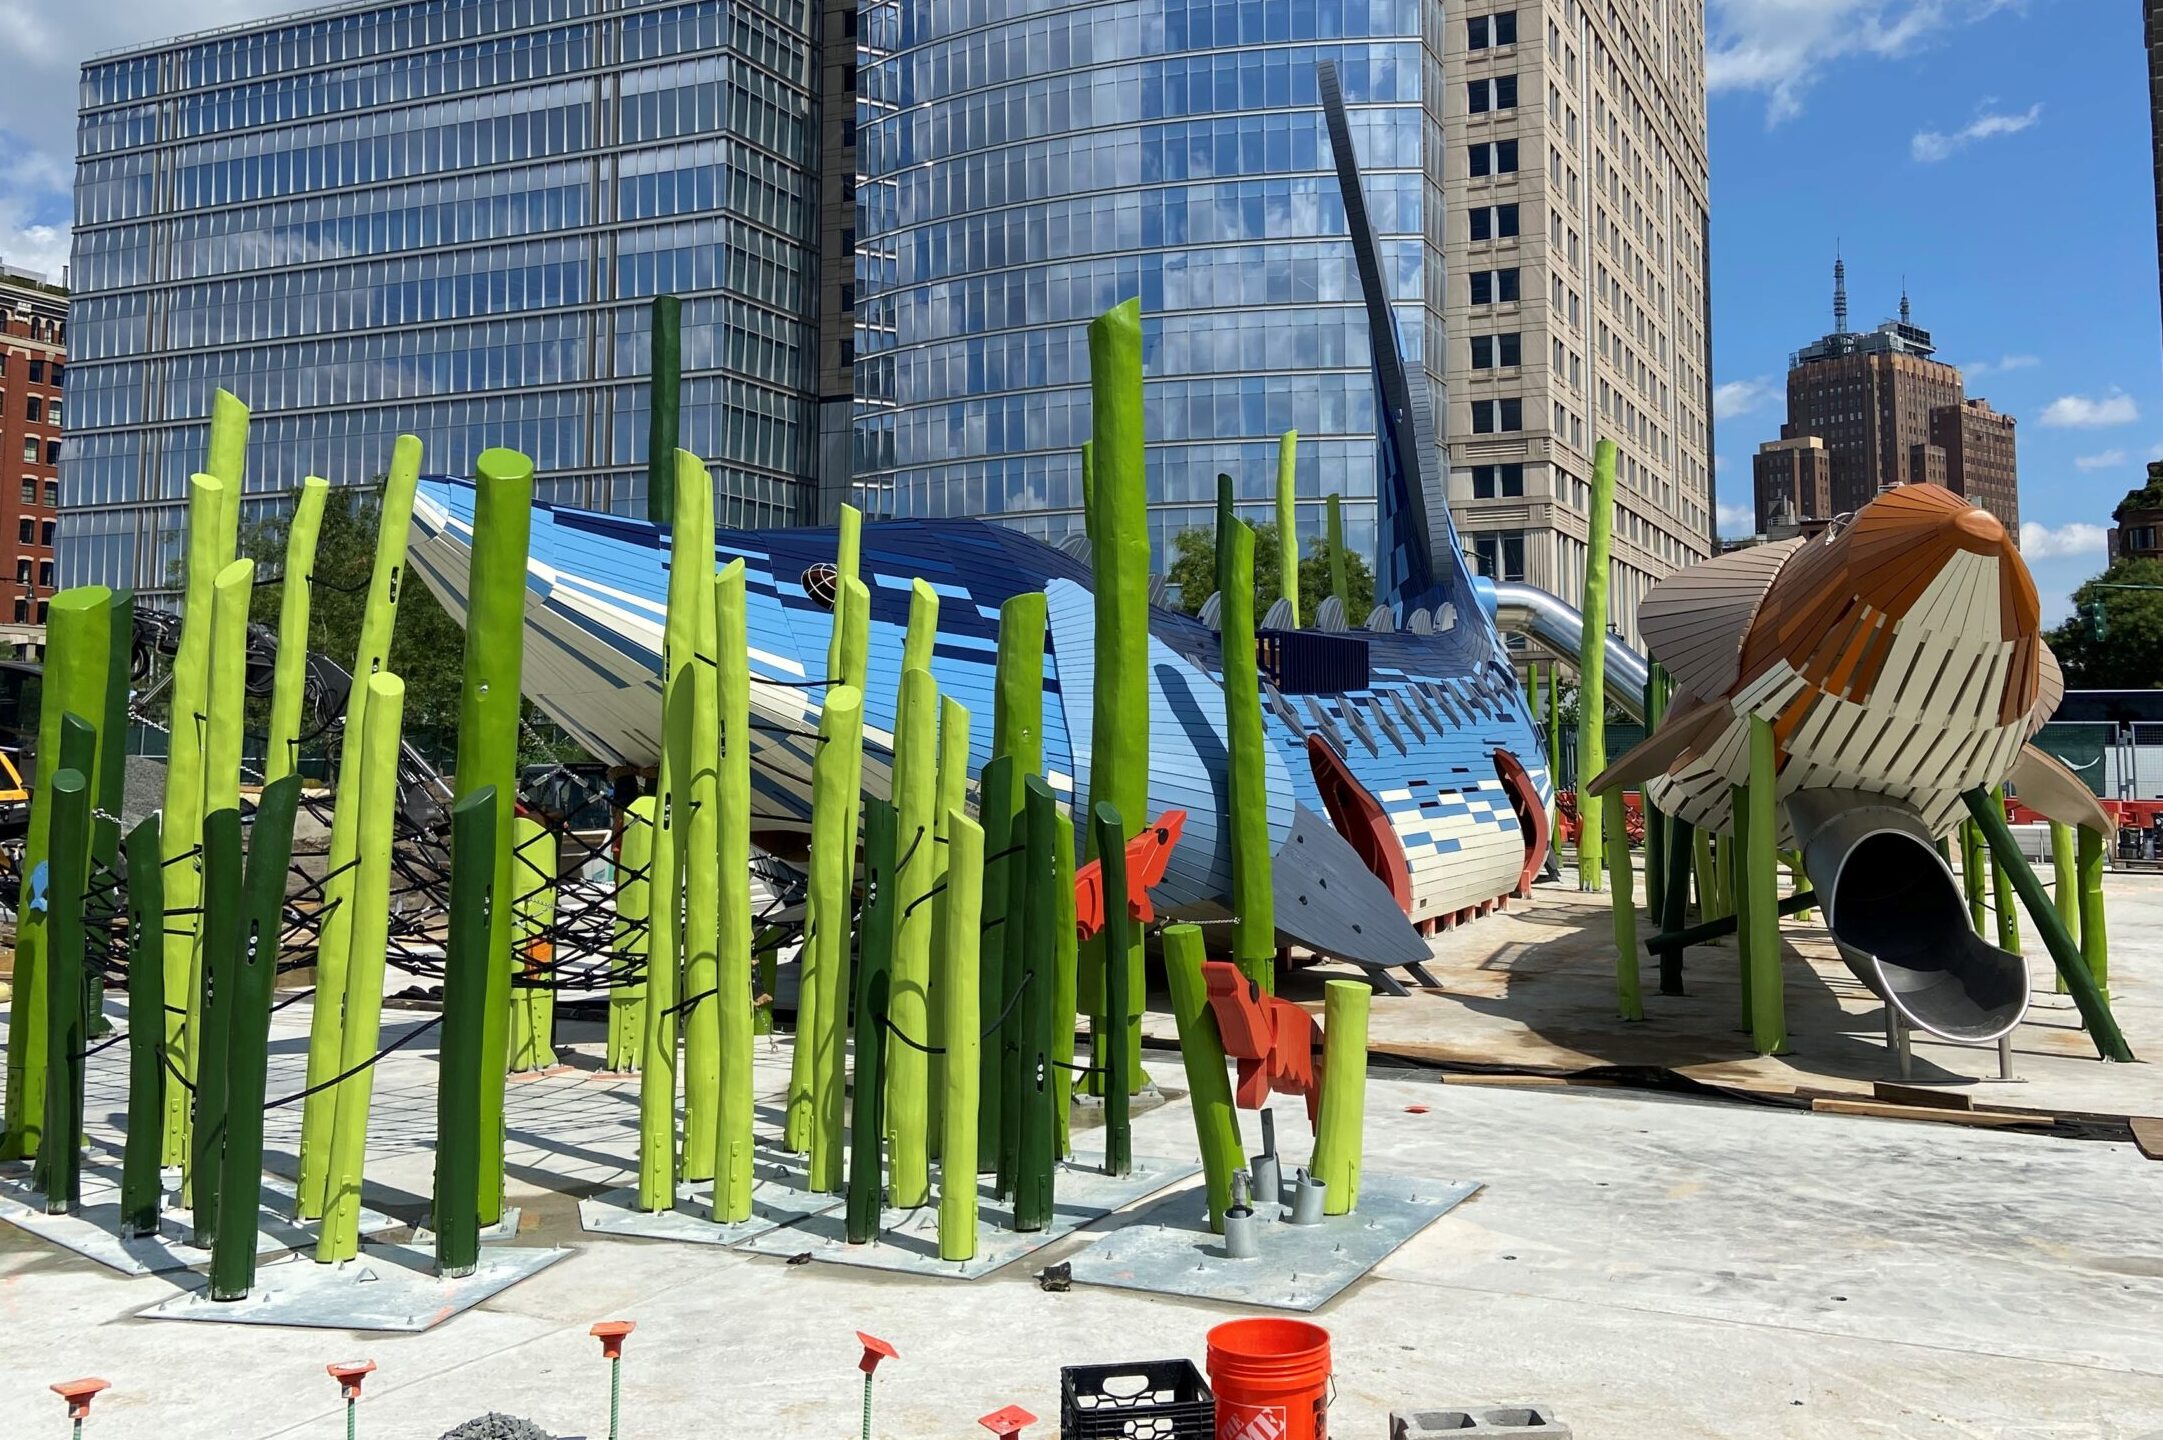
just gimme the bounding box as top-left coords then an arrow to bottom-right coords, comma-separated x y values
1987,786 -> 2021,955
1744,717 -> 1784,1055
887,662 -> 939,1208
1960,820 -> 1988,936
825,505 -> 862,687
1311,979 -> 1370,1215
985,594 -> 1043,1142
207,389 -> 249,557
1161,924 -> 1243,1232
1325,493 -> 1348,612
1084,298 -> 1150,1095
299,438 -> 420,1217
2078,825 -> 2110,998
86,590 -> 134,1035
1603,782 -> 1642,1021
677,459 -> 721,1184
1275,430 -> 1299,625
508,818 -> 559,1071
317,674 -> 406,1262
190,560 -> 254,1220
712,559 -> 755,1222
265,476 -> 329,783
2,586 -> 112,1162
608,798 -> 654,1073
927,694 -> 971,1152
2049,820 -> 2081,990
454,445 -> 531,1224
807,684 -> 864,1193
1576,439 -> 1617,891
937,810 -> 985,1260
1216,506 -> 1275,993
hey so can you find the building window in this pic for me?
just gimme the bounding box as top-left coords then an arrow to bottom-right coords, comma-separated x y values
35,600 -> 46,624
1469,204 -> 1520,241
36,561 -> 52,588
15,520 -> 28,545
10,600 -> 22,624
841,118 -> 857,147
27,360 -> 42,384
42,481 -> 56,506
14,559 -> 29,584
1472,464 -> 1526,499
1471,398 -> 1524,434
38,520 -> 52,547
24,398 -> 38,423
1467,11 -> 1518,49
1473,531 -> 1527,582
18,481 -> 30,505
1468,140 -> 1519,177
45,401 -> 58,428
19,440 -> 32,464
1467,75 -> 1518,113
44,442 -> 56,466
1469,269 -> 1521,305
1471,333 -> 1523,369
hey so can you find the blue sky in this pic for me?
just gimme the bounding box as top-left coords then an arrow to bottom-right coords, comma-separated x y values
1705,0 -> 2159,622
0,0 -> 2155,619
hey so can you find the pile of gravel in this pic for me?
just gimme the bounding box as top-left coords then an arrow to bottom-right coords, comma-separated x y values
439,1415 -> 554,1440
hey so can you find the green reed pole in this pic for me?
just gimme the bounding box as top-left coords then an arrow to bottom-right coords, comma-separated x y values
435,787 -> 496,1278
845,800 -> 898,1244
1091,803 -> 1133,1176
1161,923 -> 1243,1232
712,559 -> 755,1222
887,662 -> 939,1208
608,798 -> 654,1073
937,811 -> 985,1260
119,815 -> 166,1234
265,477 -> 329,784
808,684 -> 865,1193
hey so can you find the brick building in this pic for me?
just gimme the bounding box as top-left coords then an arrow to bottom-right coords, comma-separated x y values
2110,463 -> 2163,564
1931,398 -> 2019,534
0,265 -> 64,643
1751,434 -> 1830,530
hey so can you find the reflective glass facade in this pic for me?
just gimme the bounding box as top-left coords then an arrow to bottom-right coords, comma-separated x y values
849,0 -> 1450,561
66,0 -> 819,592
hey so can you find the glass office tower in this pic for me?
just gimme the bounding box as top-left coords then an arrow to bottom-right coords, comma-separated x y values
849,0 -> 1448,561
66,0 -> 819,593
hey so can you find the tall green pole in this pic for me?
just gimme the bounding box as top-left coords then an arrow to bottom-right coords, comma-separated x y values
2050,820 -> 2081,965
265,477 -> 330,784
608,799 -> 654,1073
210,774 -> 302,1300
37,760 -> 91,1213
1659,815 -> 1694,995
646,294 -> 681,525
1325,493 -> 1348,612
1014,776 -> 1061,1232
1217,512 -> 1275,993
887,663 -> 939,1208
507,818 -> 559,1072
2078,824 -> 2111,999
1084,298 -> 1150,1095
3,586 -> 111,1162
1050,805 -> 1079,1159
975,753 -> 1016,1162
824,505 -> 862,686
677,458 -> 721,1183
207,389 -> 249,559
87,591 -> 134,1033
1744,717 -> 1784,1055
845,800 -> 898,1244
119,814 -> 166,1235
1091,803 -> 1133,1176
928,694 -> 971,1153
1960,820 -> 1988,936
1274,430 -> 1300,626
1642,664 -> 1669,921
712,560 -> 755,1222
1604,783 -> 1643,1021
985,594 -> 1042,1145
807,683 -> 864,1193
1161,924 -> 1242,1233
1966,792 -> 2130,1062
1311,979 -> 1370,1216
298,437 -> 419,1216
1546,663 -> 1563,854
1576,438 -> 1616,891
435,787 -> 497,1279
936,811 -> 985,1261
453,445 -> 531,1224
317,673 -> 406,1262
1986,787 -> 2021,955
1728,803 -> 1752,1029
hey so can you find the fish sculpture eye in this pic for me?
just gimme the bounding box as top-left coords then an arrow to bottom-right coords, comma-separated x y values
801,562 -> 839,610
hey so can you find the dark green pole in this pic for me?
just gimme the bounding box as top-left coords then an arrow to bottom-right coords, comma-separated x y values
119,814 -> 166,1234
35,714 -> 96,1201
1091,803 -> 1132,1177
435,787 -> 497,1278
1962,789 -> 2132,1062
189,805 -> 244,1244
1325,493 -> 1349,611
1014,776 -> 1059,1231
846,800 -> 899,1244
1641,664 -> 1668,922
210,775 -> 302,1300
975,754 -> 1015,1168
37,760 -> 91,1213
646,295 -> 681,524
1658,815 -> 1693,995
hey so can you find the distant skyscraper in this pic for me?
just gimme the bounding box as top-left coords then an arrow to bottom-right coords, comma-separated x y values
1760,261 -> 2019,536
1750,434 -> 1829,532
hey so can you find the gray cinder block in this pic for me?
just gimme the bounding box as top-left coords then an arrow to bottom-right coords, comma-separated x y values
1391,1404 -> 1571,1439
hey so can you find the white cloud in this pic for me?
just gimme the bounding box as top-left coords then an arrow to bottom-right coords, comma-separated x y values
1716,501 -> 1757,537
1956,353 -> 2040,378
2074,450 -> 2128,473
2019,521 -> 2109,561
1911,103 -> 2043,162
1707,0 -> 2021,124
2039,389 -> 2141,428
1713,377 -> 1775,420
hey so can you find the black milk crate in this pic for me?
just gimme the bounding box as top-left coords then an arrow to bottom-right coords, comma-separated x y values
1061,1358 -> 1214,1440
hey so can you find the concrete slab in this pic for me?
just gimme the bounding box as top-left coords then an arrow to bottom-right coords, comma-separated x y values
730,1152 -> 1202,1279
1064,1172 -> 1481,1311
136,1240 -> 570,1332
0,1162 -> 398,1276
578,1166 -> 840,1246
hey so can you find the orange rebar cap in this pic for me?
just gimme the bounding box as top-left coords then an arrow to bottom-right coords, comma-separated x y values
51,1379 -> 110,1421
855,1332 -> 897,1375
327,1361 -> 377,1402
980,1404 -> 1037,1437
590,1320 -> 635,1360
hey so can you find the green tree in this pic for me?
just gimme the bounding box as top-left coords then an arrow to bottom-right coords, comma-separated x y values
1164,520 -> 1374,621
2046,556 -> 2163,689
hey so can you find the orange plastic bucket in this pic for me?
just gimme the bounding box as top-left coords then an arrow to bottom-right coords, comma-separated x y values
1205,1317 -> 1331,1440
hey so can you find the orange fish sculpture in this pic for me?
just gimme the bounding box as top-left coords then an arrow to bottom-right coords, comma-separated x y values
1589,485 -> 2108,1043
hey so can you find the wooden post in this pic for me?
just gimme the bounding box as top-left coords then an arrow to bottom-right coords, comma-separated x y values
975,754 -> 1016,1162
1659,815 -> 1693,995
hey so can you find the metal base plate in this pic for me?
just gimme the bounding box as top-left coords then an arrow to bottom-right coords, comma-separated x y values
0,1163 -> 398,1277
1063,1171 -> 1481,1311
731,1152 -> 1202,1280
411,1206 -> 524,1246
137,1239 -> 570,1332
578,1155 -> 841,1245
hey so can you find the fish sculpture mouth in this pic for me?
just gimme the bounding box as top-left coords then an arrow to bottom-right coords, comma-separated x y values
1269,804 -> 1434,984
